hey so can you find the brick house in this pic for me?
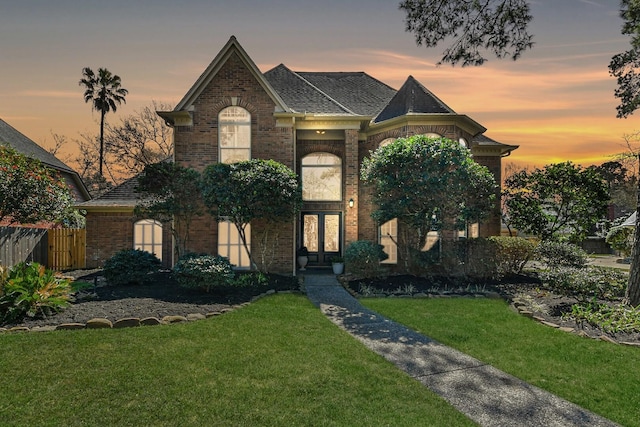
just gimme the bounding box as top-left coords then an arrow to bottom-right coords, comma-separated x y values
81,36 -> 517,273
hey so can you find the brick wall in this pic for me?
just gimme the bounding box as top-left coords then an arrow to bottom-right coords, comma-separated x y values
85,211 -> 173,268
172,51 -> 295,273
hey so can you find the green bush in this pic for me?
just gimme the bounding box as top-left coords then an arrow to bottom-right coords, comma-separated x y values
0,262 -> 71,323
605,226 -> 634,258
565,301 -> 640,334
344,241 -> 388,278
538,266 -> 627,300
103,249 -> 162,286
534,240 -> 589,268
489,236 -> 536,275
173,254 -> 234,292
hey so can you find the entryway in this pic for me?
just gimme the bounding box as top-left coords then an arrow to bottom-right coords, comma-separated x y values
301,212 -> 341,266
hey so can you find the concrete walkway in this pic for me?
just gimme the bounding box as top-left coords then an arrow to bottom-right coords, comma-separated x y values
303,273 -> 619,427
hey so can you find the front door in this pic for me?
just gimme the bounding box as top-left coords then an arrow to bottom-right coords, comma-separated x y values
302,212 -> 341,266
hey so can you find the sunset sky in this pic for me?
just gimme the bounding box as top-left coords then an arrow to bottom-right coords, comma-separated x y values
0,0 -> 637,170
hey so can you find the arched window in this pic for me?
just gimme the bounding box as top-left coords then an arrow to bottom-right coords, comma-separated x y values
301,153 -> 342,201
424,132 -> 442,139
219,106 -> 250,163
218,106 -> 251,265
134,219 -> 163,261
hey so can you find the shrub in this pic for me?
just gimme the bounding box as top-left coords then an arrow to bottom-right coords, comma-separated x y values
534,240 -> 589,268
605,226 -> 634,258
173,254 -> 234,292
489,236 -> 536,275
344,241 -> 388,278
233,271 -> 268,288
565,301 -> 640,334
538,266 -> 627,301
103,249 -> 162,286
0,262 -> 71,323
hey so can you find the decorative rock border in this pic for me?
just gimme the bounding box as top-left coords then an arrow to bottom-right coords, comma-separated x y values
0,290 -> 291,334
512,304 -> 640,347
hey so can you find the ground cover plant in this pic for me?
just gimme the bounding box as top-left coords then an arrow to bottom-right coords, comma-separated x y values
0,294 -> 474,427
362,297 -> 640,427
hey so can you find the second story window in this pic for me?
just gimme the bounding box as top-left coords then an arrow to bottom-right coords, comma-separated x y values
219,106 -> 250,163
302,153 -> 342,201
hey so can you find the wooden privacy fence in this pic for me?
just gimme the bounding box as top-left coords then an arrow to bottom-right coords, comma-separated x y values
48,228 -> 86,270
0,226 -> 48,267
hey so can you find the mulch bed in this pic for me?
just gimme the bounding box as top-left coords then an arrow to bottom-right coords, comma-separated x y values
1,270 -> 299,330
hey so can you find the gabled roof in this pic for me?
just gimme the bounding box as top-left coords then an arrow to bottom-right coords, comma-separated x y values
77,175 -> 139,209
374,76 -> 454,123
263,66 -> 397,116
0,118 -> 73,172
174,36 -> 290,113
264,64 -> 354,115
0,118 -> 91,201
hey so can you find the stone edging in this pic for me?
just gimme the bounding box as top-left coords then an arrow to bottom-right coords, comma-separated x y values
0,289 -> 287,334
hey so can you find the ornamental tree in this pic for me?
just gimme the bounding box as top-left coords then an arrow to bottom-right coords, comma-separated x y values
200,159 -> 302,272
503,161 -> 608,242
134,162 -> 203,259
0,145 -> 76,225
361,136 -> 497,270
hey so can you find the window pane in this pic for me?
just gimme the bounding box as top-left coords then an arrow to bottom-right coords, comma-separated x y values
218,220 -> 250,269
324,215 -> 340,252
302,153 -> 342,201
133,219 -> 162,262
303,215 -> 319,252
380,219 -> 397,264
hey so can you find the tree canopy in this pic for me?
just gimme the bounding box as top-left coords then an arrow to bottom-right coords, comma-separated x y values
79,67 -> 128,176
135,162 -> 203,258
503,162 -> 609,242
400,0 -> 640,117
0,145 -> 78,226
361,135 -> 497,268
400,0 -> 533,66
200,159 -> 302,271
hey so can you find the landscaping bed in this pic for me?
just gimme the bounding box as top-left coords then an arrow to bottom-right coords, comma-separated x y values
343,273 -> 640,345
1,269 -> 299,330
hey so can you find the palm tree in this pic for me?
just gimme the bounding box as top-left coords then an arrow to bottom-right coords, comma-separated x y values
79,67 -> 128,176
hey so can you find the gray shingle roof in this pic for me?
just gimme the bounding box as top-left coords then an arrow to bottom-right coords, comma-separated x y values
263,65 -> 396,116
77,175 -> 140,208
0,118 -> 73,172
374,76 -> 455,123
0,118 -> 91,201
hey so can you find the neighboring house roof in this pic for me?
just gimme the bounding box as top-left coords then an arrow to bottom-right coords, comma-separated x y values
77,175 -> 139,210
0,118 -> 91,202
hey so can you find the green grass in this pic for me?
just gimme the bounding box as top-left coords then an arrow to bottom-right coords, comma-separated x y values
362,297 -> 640,427
0,294 -> 474,427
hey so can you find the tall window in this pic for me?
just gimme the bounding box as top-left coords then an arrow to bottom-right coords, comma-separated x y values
218,221 -> 251,269
218,106 -> 251,268
380,219 -> 397,264
134,219 -> 163,261
219,106 -> 251,163
301,153 -> 342,201
378,139 -> 398,264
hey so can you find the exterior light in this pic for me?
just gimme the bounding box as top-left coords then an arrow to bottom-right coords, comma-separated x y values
348,198 -> 354,208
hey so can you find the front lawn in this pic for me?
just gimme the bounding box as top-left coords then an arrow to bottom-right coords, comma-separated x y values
363,297 -> 640,427
0,294 -> 474,427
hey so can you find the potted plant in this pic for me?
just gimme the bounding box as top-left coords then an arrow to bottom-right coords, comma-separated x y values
331,255 -> 344,275
297,246 -> 309,271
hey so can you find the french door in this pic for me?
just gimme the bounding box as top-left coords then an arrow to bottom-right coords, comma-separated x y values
302,212 -> 341,266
